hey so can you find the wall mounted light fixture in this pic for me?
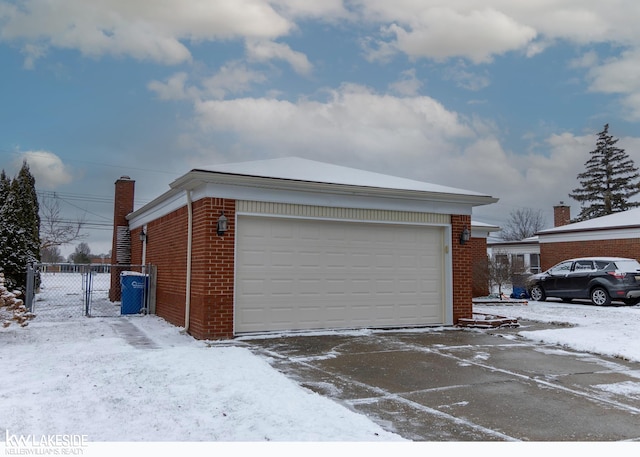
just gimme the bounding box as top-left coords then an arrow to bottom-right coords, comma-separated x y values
139,229 -> 147,242
459,225 -> 470,245
217,211 -> 228,236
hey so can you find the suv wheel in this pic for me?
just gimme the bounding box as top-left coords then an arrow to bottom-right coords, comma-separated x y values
529,285 -> 546,301
590,287 -> 611,306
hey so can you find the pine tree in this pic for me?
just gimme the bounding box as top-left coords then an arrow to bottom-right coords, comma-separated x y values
569,124 -> 640,221
0,163 -> 41,291
0,178 -> 26,291
13,161 -> 41,263
0,171 -> 11,281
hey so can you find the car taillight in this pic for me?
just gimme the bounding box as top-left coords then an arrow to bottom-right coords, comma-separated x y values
607,271 -> 626,279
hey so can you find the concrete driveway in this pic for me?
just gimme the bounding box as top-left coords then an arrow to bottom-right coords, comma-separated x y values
241,321 -> 640,441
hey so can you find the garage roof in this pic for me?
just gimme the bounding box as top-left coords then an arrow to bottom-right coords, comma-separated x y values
191,157 -> 489,197
128,157 -> 498,226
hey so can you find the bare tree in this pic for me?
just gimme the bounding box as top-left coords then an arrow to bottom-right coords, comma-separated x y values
500,208 -> 546,241
487,252 -> 512,296
69,242 -> 92,264
40,246 -> 64,263
39,195 -> 86,250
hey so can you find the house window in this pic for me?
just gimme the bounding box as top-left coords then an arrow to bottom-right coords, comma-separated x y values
495,254 -> 508,265
511,254 -> 525,273
530,254 -> 540,273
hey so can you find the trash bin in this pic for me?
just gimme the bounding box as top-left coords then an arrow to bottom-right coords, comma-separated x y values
120,271 -> 148,315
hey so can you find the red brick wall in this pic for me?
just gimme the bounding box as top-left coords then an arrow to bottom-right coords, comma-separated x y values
188,198 -> 236,340
135,197 -> 236,340
553,205 -> 571,227
451,215 -> 472,322
541,238 -> 640,271
139,206 -> 190,329
109,177 -> 135,301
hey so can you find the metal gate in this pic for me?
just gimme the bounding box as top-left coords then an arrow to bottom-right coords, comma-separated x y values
25,263 -> 156,319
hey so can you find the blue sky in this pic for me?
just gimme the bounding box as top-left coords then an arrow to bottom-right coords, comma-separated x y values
2,0 -> 640,256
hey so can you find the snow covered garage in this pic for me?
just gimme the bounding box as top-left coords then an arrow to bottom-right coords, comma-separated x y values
116,158 -> 497,340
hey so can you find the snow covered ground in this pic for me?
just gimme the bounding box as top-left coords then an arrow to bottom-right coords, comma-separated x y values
474,299 -> 640,363
1,273 -> 640,455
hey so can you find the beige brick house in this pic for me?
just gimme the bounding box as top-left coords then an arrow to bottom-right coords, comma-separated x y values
110,157 -> 497,340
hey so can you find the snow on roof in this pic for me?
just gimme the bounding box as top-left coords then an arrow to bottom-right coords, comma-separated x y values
471,220 -> 501,231
538,207 -> 640,234
487,235 -> 539,245
196,157 -> 492,197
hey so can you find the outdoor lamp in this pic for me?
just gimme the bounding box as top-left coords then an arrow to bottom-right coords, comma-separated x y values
459,225 -> 470,245
217,211 -> 228,236
139,229 -> 146,242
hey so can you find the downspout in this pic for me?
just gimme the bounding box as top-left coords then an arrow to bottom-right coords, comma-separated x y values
141,224 -> 147,267
185,190 -> 193,333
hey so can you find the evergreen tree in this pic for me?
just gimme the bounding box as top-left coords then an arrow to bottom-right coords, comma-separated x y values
13,161 -> 41,263
569,124 -> 640,221
0,163 -> 41,291
0,178 -> 27,291
0,170 -> 11,280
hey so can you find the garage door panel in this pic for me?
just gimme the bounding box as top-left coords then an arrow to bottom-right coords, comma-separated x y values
235,216 -> 445,333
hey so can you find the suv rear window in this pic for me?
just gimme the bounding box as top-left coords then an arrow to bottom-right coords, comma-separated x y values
612,260 -> 640,271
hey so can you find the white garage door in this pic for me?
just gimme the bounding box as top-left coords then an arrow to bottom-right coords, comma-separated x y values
235,216 -> 445,333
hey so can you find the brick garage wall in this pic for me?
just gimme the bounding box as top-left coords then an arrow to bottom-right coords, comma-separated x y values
451,215 -> 473,322
188,198 -> 235,340
541,238 -> 640,271
131,199 -> 236,340
135,206 -> 190,329
134,202 -> 474,337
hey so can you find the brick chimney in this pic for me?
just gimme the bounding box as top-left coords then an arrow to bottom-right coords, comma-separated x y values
109,176 -> 135,301
553,202 -> 571,227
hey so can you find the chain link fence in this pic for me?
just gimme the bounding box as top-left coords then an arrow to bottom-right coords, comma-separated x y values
25,263 -> 156,320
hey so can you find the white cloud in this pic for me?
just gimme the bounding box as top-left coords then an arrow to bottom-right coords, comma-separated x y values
0,0 -> 293,66
569,50 -> 599,69
201,62 -> 268,99
585,49 -> 640,120
245,39 -> 313,75
443,62 -> 491,91
148,63 -> 267,101
388,69 -> 423,96
270,0 -> 348,19
587,50 -> 640,94
14,151 -> 74,189
192,84 -> 473,163
148,72 -> 192,100
383,8 -> 537,64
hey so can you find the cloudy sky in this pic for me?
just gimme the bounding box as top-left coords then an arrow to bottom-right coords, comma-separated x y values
2,0 -> 640,256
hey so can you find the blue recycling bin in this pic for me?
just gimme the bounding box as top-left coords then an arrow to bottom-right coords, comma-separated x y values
120,271 -> 148,315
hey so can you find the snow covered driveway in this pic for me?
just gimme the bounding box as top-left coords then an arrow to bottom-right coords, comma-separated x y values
242,320 -> 640,441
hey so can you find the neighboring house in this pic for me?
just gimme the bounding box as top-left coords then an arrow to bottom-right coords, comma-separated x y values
487,236 -> 541,274
484,203 -> 576,276
537,204 -> 640,271
109,157 -> 498,340
469,221 -> 501,297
